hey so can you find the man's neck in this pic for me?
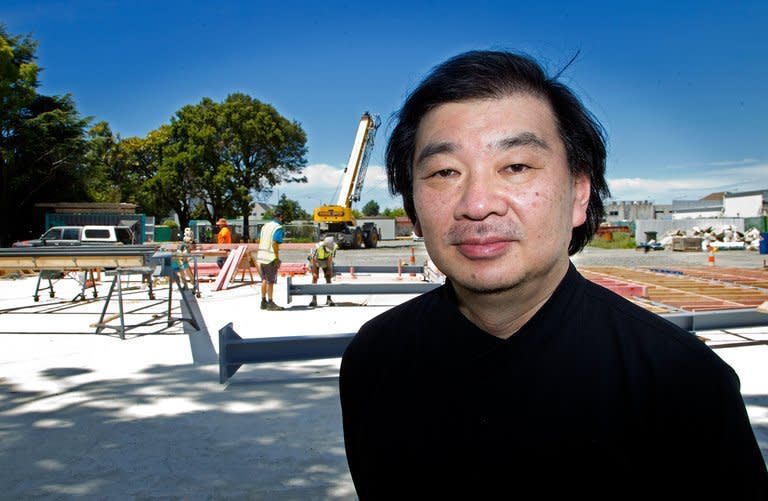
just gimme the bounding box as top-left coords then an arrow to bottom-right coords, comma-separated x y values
452,259 -> 570,339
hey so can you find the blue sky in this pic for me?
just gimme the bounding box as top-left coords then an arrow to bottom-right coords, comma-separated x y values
3,0 -> 767,213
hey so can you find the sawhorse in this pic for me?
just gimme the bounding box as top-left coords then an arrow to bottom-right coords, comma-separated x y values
93,267 -> 199,339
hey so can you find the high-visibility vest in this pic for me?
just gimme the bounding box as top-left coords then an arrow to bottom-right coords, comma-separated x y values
311,242 -> 337,261
256,221 -> 282,264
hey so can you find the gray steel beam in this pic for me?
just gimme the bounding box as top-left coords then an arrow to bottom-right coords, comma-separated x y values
662,308 -> 768,332
0,245 -> 157,257
218,307 -> 768,383
285,276 -> 441,303
0,246 -> 158,271
219,323 -> 354,383
333,265 -> 424,274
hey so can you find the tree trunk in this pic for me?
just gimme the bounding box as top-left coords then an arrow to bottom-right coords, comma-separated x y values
241,209 -> 250,241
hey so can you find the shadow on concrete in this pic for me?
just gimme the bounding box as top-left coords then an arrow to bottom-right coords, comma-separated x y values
0,361 -> 356,500
743,394 -> 768,462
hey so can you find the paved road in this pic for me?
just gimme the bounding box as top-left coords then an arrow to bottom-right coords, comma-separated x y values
283,239 -> 768,270
572,246 -> 768,269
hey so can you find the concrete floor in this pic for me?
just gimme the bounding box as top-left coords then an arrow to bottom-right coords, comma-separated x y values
0,245 -> 767,499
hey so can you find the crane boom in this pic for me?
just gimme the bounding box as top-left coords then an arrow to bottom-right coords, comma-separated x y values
313,112 -> 380,224
336,112 -> 380,207
312,112 -> 382,249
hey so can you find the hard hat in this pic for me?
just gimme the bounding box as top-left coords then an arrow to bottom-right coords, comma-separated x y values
323,236 -> 335,250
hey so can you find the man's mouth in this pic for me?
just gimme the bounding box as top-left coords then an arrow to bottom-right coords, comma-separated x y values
454,237 -> 516,259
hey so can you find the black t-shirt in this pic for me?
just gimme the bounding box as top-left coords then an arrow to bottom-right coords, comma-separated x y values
340,263 -> 768,500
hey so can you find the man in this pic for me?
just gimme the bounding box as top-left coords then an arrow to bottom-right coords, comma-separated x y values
215,218 -> 231,268
256,209 -> 284,310
307,235 -> 338,307
339,50 -> 767,499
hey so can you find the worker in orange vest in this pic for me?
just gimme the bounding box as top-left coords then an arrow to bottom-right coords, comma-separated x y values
215,218 -> 231,268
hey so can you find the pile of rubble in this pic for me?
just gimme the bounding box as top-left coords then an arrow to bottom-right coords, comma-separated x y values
658,225 -> 764,251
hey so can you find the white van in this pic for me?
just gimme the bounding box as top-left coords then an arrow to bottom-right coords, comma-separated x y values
12,225 -> 136,247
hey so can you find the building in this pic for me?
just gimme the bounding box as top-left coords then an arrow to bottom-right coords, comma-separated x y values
250,202 -> 273,220
668,190 -> 768,220
671,198 -> 723,220
633,189 -> 768,244
604,200 -> 655,223
723,190 -> 768,218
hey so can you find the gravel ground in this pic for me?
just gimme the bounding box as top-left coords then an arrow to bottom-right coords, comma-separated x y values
289,239 -> 768,270
191,238 -> 768,271
571,245 -> 768,269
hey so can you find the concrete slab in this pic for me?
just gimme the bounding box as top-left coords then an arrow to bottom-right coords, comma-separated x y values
1,256 -> 766,499
0,273 -> 363,499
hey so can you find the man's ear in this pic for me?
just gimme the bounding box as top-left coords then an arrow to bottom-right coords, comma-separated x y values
571,174 -> 591,228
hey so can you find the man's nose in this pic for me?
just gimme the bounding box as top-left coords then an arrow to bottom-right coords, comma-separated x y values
454,169 -> 507,220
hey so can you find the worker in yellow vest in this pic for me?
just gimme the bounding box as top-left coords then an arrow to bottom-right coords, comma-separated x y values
256,209 -> 285,311
308,235 -> 338,307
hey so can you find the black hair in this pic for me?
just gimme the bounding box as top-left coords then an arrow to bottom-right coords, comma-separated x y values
386,50 -> 610,255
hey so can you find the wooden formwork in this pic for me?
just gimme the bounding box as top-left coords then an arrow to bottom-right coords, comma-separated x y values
654,266 -> 768,290
579,266 -> 768,312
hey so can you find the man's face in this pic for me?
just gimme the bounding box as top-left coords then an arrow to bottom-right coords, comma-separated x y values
412,94 -> 590,294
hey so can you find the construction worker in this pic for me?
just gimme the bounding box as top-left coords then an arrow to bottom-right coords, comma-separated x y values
176,227 -> 195,287
256,209 -> 285,310
308,235 -> 338,307
215,218 -> 231,268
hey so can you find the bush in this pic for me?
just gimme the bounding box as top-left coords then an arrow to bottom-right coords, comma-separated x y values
588,232 -> 637,249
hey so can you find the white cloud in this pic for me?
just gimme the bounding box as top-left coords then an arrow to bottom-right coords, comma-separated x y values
667,158 -> 760,169
608,161 -> 768,203
276,161 -> 768,210
271,163 -> 400,211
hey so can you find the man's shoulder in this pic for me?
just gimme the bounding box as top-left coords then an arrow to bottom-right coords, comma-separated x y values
579,275 -> 725,365
351,287 -> 446,347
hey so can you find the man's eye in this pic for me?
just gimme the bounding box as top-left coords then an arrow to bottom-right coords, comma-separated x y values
505,164 -> 530,174
432,168 -> 456,178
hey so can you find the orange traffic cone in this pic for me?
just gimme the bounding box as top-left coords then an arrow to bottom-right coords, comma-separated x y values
707,246 -> 715,266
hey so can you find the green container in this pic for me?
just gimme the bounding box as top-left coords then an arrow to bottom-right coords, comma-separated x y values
744,216 -> 768,233
154,225 -> 172,242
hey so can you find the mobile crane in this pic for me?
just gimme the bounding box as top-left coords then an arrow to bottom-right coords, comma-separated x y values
312,112 -> 381,249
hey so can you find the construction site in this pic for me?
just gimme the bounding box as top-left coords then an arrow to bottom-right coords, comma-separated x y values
1,111 -> 767,494
0,240 -> 767,498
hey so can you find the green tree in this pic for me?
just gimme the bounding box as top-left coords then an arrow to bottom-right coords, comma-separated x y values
0,26 -> 93,244
83,121 -> 122,202
0,26 -> 39,244
383,207 -> 407,218
149,124 -> 205,232
85,123 -> 187,225
166,95 -> 309,237
127,127 -> 179,223
362,200 -> 380,216
270,193 -> 309,223
217,93 -> 307,239
4,93 -> 90,244
167,97 -> 234,226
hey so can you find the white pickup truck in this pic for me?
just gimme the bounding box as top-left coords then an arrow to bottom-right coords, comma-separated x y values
12,225 -> 136,247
